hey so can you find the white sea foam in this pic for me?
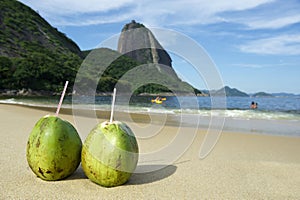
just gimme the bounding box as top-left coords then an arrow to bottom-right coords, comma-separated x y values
1,97 -> 299,121
1,96 -> 300,137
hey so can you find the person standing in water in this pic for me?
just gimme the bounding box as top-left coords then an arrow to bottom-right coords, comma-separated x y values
250,101 -> 258,109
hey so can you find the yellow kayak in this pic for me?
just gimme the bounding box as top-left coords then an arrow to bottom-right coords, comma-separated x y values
151,97 -> 166,104
151,99 -> 163,104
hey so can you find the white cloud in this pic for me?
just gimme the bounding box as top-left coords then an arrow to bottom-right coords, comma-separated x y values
232,62 -> 298,68
222,0 -> 300,30
239,34 -> 300,55
139,0 -> 275,25
19,0 -> 135,15
18,0 -> 274,26
55,13 -> 133,26
245,15 -> 300,29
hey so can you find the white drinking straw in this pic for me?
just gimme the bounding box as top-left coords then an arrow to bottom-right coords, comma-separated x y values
110,88 -> 117,123
55,81 -> 69,116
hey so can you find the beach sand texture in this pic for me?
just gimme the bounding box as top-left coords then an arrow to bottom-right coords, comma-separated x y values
1,104 -> 300,199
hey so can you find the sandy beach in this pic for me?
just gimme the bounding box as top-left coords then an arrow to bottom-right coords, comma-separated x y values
1,104 -> 300,199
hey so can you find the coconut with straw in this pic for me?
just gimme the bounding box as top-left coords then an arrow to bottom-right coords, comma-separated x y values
26,81 -> 82,181
81,88 -> 139,187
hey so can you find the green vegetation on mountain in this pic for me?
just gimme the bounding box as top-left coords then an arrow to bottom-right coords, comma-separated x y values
75,48 -> 197,95
0,0 -> 82,57
0,0 -> 82,93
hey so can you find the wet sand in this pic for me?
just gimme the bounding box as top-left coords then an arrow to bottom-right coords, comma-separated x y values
1,104 -> 300,199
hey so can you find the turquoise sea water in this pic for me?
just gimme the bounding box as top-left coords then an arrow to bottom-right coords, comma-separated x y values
1,96 -> 299,137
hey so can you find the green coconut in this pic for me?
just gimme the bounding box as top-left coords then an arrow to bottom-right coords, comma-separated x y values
26,115 -> 82,181
82,121 -> 139,187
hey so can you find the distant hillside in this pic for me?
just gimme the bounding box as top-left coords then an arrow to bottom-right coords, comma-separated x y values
271,92 -> 299,97
209,86 -> 249,97
252,92 -> 273,97
202,87 -> 299,97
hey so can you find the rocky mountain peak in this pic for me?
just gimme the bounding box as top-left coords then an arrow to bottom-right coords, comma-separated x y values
121,20 -> 145,31
117,20 -> 172,68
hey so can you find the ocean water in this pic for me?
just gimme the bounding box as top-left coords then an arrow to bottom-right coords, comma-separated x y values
1,95 -> 299,137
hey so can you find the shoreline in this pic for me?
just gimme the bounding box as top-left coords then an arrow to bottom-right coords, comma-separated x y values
1,104 -> 300,199
1,101 -> 299,138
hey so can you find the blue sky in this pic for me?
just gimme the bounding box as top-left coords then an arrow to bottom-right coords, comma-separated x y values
19,0 -> 300,94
